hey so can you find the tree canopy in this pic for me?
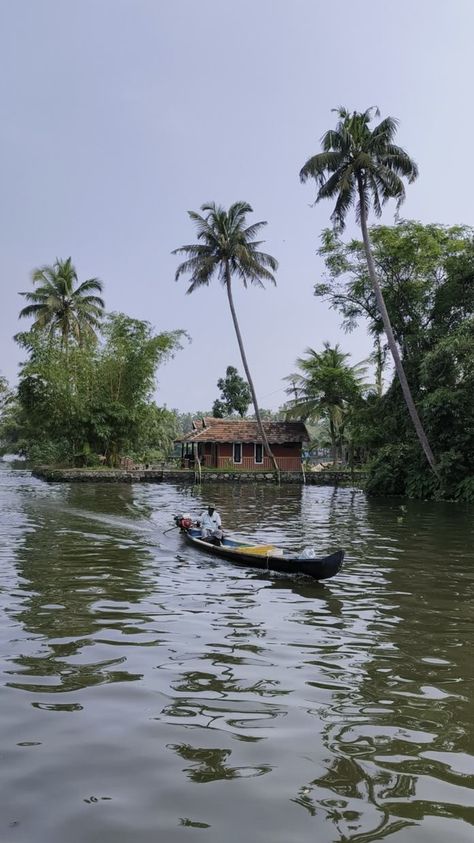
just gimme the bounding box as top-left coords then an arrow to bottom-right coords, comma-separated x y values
6,314 -> 186,466
315,221 -> 474,500
18,257 -> 105,346
285,343 -> 368,463
300,106 -> 418,231
212,366 -> 251,418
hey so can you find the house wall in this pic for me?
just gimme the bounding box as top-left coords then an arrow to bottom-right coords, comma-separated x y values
215,442 -> 302,471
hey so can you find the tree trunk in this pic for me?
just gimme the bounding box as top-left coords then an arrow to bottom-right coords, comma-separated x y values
357,176 -> 437,473
225,266 -> 280,477
374,335 -> 384,398
329,419 -> 338,466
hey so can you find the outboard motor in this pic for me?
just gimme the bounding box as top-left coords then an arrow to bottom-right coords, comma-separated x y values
174,514 -> 193,531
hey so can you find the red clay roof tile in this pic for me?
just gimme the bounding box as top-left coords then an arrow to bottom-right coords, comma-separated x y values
177,417 -> 309,444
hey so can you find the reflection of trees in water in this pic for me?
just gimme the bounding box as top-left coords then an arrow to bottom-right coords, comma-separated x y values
160,581 -> 291,785
190,483 -> 304,539
292,753 -> 414,841
160,695 -> 284,739
9,484 -> 154,694
170,667 -> 287,699
167,742 -> 271,784
285,496 -> 474,840
66,483 -> 153,528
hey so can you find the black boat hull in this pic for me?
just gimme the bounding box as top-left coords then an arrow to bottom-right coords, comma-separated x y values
179,528 -> 344,580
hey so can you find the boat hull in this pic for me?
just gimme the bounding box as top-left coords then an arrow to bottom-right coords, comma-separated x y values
179,528 -> 344,580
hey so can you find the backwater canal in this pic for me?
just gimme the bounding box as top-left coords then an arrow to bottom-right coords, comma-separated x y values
0,465 -> 473,843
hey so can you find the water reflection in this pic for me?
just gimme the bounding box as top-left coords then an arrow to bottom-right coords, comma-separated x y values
168,742 -> 272,783
290,495 -> 474,840
0,468 -> 473,843
7,481 -> 156,694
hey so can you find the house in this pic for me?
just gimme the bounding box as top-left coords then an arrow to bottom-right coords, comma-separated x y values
176,417 -> 309,471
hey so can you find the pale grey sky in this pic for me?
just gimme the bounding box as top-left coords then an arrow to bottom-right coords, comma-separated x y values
1,0 -> 473,411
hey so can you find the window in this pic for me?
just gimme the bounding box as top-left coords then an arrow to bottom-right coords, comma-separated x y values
233,443 -> 242,464
254,443 -> 263,464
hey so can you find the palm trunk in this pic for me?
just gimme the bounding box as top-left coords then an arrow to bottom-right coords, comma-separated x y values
374,335 -> 384,398
329,419 -> 338,466
225,265 -> 280,476
357,176 -> 437,473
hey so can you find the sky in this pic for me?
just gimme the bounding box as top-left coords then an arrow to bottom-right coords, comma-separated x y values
1,0 -> 473,412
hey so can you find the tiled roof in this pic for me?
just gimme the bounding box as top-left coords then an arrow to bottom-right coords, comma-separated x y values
177,417 -> 309,444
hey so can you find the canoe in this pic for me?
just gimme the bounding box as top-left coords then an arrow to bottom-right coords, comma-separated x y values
174,518 -> 344,580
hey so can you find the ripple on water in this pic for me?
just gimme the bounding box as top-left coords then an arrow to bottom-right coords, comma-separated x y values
0,469 -> 473,843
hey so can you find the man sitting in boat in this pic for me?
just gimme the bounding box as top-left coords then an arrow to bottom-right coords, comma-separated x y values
197,504 -> 223,545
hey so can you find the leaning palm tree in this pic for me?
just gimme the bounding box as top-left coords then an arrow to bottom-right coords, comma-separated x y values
19,257 -> 105,347
173,201 -> 279,474
300,107 -> 437,472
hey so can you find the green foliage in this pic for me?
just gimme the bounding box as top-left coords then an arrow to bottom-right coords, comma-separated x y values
0,375 -> 10,415
300,106 -> 418,231
212,366 -> 251,417
301,108 -> 439,475
173,201 -> 278,294
18,257 -> 105,345
211,400 -> 226,418
285,343 -> 368,461
0,376 -> 17,455
133,404 -> 179,462
316,221 -> 472,349
7,313 -> 186,465
315,220 -> 474,501
455,477 -> 474,503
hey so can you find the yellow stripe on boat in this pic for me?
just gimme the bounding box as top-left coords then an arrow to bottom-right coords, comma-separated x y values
233,544 -> 281,556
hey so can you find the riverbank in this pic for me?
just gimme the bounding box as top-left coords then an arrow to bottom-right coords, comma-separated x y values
31,466 -> 367,487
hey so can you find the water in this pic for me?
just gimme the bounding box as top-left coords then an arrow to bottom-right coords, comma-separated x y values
0,465 -> 473,843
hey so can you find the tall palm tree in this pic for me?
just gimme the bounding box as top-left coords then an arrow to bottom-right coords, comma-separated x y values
299,107 -> 437,472
173,201 -> 280,474
285,342 -> 368,463
19,257 -> 105,346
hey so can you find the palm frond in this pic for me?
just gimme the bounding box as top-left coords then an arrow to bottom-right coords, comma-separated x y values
19,257 -> 104,343
331,179 -> 356,231
301,107 -> 417,226
175,254 -> 214,280
380,145 -> 418,182
74,277 -> 104,296
227,200 -> 253,221
18,303 -> 45,319
75,294 -> 105,308
241,221 -> 268,240
300,151 -> 344,183
174,202 -> 277,294
316,165 -> 352,201
369,116 -> 399,147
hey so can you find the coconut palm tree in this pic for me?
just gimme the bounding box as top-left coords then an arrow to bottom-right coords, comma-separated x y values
299,107 -> 437,472
173,201 -> 279,474
19,257 -> 105,347
285,342 -> 368,463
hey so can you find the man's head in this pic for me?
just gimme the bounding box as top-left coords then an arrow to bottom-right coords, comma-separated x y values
207,504 -> 215,514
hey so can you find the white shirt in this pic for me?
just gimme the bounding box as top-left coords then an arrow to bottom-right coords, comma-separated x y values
200,510 -> 222,531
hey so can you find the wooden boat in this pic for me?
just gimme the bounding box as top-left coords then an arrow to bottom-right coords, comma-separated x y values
174,517 -> 344,580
